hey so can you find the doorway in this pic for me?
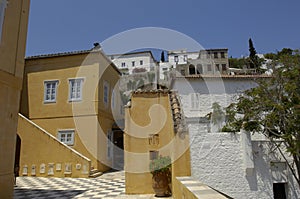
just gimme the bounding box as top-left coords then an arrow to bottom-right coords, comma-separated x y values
14,135 -> 21,180
273,183 -> 287,199
111,129 -> 124,171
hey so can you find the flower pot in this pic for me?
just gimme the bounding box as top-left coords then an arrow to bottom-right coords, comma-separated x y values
152,171 -> 171,197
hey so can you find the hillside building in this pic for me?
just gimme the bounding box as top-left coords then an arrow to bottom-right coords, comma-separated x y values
108,51 -> 158,75
18,49 -> 124,178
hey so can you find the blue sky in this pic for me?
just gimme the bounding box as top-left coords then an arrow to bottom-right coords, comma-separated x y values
26,0 -> 300,59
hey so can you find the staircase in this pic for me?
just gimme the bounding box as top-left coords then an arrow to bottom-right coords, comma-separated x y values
89,169 -> 102,178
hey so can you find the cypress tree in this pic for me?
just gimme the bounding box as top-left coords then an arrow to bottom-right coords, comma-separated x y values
160,51 -> 165,62
249,38 -> 258,69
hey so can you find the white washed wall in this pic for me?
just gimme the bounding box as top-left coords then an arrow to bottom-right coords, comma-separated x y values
188,125 -> 300,198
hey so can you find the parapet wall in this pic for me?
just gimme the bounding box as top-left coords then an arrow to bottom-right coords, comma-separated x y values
18,114 -> 91,178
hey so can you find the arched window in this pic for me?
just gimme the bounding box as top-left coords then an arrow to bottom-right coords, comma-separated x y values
189,64 -> 196,75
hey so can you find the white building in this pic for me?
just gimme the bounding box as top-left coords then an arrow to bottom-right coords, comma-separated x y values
168,49 -> 199,66
173,75 -> 300,198
108,51 -> 158,75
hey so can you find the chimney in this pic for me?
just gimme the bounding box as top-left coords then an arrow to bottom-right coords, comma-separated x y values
92,42 -> 101,50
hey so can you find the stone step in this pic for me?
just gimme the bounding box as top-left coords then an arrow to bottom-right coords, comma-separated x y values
89,169 -> 102,178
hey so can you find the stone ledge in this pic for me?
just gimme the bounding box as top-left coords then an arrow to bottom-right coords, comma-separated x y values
175,176 -> 231,199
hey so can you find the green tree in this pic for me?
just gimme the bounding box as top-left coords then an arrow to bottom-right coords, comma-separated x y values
248,38 -> 259,69
229,57 -> 247,69
223,52 -> 300,185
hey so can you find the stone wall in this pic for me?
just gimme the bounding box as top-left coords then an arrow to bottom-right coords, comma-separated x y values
189,124 -> 300,199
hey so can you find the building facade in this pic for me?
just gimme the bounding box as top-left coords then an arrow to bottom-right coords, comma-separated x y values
19,49 -> 123,177
189,127 -> 300,199
173,75 -> 300,198
175,49 -> 229,76
108,51 -> 158,75
168,49 -> 199,66
0,0 -> 30,197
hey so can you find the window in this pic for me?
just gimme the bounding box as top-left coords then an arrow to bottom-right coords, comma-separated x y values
149,150 -> 158,160
222,64 -> 227,71
216,64 -> 220,71
190,93 -> 201,109
58,130 -> 74,145
107,131 -> 113,159
0,0 -> 7,41
140,60 -> 143,65
174,55 -> 179,63
273,183 -> 287,199
69,78 -> 84,101
206,52 -> 211,59
132,61 -> 135,67
121,62 -> 126,67
214,52 -> 218,58
183,55 -> 188,62
111,89 -> 115,109
103,81 -> 110,106
148,134 -> 159,146
207,64 -> 212,71
189,64 -> 196,75
221,52 -> 225,58
44,80 -> 58,103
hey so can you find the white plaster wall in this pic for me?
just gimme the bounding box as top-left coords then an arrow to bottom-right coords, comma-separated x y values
168,51 -> 199,66
175,78 -> 257,119
110,52 -> 157,74
189,125 -> 300,198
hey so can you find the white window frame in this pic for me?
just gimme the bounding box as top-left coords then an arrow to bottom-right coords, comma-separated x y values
174,55 -> 179,63
44,80 -> 59,103
190,93 -> 201,110
68,78 -> 84,102
103,80 -> 110,107
183,55 -> 188,62
111,88 -> 115,109
0,0 -> 7,41
58,130 -> 75,146
121,62 -> 126,67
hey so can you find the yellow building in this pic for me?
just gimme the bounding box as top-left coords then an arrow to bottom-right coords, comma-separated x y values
0,0 -> 30,197
124,89 -> 191,194
18,47 -> 124,178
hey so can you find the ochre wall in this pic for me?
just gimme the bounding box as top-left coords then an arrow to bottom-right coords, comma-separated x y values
18,114 -> 91,178
31,116 -> 99,170
0,0 -> 30,198
19,51 -> 121,173
124,92 -> 191,194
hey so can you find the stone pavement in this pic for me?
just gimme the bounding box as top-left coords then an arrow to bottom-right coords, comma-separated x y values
14,170 -> 173,199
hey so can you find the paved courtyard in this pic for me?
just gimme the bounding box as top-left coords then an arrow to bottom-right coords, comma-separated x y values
14,171 -> 171,199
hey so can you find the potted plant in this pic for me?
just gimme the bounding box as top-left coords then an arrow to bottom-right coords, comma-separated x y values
149,155 -> 172,197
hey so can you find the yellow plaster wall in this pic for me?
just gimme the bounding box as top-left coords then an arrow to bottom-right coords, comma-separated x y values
0,0 -> 30,197
18,114 -> 91,178
31,116 -> 99,170
19,51 -> 121,173
25,61 -> 100,119
124,92 -> 191,194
